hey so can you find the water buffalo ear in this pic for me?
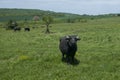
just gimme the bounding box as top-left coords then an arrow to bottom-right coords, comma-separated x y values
66,36 -> 70,40
76,36 -> 80,40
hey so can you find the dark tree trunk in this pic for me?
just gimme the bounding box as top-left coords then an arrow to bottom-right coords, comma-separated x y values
45,24 -> 50,33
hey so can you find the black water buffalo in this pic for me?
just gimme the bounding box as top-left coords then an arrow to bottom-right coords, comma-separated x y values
14,27 -> 21,31
59,35 -> 80,64
24,27 -> 30,31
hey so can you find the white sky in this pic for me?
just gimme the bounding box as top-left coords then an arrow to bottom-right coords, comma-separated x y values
0,0 -> 120,15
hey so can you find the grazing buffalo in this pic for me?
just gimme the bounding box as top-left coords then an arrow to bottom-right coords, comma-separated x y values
14,27 -> 21,31
59,35 -> 80,64
24,27 -> 30,31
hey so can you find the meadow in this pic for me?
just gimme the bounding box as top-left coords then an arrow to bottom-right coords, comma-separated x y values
0,17 -> 120,80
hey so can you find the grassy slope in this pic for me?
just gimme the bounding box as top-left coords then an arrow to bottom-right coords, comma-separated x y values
0,8 -> 80,22
0,17 -> 120,80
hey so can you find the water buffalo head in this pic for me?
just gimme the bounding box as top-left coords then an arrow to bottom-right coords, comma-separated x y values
66,35 -> 80,46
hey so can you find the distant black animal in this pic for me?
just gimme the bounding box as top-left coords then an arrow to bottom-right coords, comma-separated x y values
24,27 -> 30,31
14,27 -> 21,31
59,35 -> 80,64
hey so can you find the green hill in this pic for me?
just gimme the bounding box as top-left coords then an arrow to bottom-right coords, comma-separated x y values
0,8 -> 80,22
0,8 -> 119,22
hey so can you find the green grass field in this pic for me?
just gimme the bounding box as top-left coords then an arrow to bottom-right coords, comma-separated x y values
0,17 -> 120,80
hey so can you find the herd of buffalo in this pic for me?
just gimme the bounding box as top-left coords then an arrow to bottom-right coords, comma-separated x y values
13,27 -> 30,31
11,25 -> 80,65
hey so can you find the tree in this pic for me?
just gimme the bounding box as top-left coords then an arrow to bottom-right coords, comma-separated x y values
67,18 -> 75,23
42,15 -> 53,33
33,16 -> 40,21
117,14 -> 120,16
33,16 -> 40,28
23,18 -> 28,27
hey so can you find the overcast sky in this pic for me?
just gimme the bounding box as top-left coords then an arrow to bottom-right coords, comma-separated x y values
0,0 -> 120,15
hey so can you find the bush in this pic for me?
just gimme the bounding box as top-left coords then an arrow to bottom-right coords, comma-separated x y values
6,20 -> 18,30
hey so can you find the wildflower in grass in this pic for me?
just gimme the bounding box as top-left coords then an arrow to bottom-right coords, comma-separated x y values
19,55 -> 30,61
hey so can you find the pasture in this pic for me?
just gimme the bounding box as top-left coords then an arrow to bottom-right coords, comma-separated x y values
0,17 -> 120,80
